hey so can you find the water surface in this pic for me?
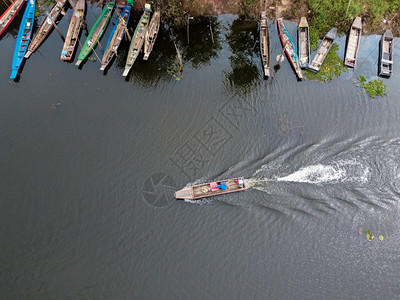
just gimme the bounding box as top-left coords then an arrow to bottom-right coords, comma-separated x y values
1,8 -> 400,298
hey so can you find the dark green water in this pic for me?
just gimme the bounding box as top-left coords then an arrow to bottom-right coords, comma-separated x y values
1,3 -> 400,298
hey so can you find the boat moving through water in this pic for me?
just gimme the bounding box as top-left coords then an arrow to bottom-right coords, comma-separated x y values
175,178 -> 247,200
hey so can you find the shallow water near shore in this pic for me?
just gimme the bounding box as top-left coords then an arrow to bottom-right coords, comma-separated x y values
1,7 -> 400,298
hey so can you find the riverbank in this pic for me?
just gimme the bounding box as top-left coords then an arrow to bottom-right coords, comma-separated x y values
158,0 -> 400,37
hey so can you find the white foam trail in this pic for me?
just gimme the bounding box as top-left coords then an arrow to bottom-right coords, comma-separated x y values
184,199 -> 212,205
245,178 -> 273,188
276,164 -> 345,184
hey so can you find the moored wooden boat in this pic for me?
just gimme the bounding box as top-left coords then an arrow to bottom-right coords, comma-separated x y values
143,10 -> 160,60
175,178 -> 247,200
76,2 -> 115,66
60,0 -> 85,61
297,17 -> 310,68
10,0 -> 35,79
378,29 -> 393,77
276,18 -> 303,80
259,11 -> 270,77
308,27 -> 337,73
122,3 -> 151,77
25,0 -> 67,58
100,5 -> 131,71
0,0 -> 25,36
344,16 -> 362,68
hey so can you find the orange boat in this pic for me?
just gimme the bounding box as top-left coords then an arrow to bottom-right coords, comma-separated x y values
175,177 -> 247,200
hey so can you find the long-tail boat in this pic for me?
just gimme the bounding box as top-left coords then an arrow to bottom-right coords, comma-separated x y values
60,0 -> 85,61
25,0 -> 67,58
76,2 -> 115,66
259,11 -> 270,77
0,0 -> 25,36
344,16 -> 362,68
100,5 -> 131,70
175,178 -> 247,200
276,18 -> 303,80
122,3 -> 151,77
378,29 -> 393,77
143,10 -> 160,60
297,17 -> 310,68
10,0 -> 35,79
308,27 -> 337,73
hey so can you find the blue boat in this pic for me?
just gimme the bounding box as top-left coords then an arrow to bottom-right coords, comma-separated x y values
100,5 -> 132,71
277,18 -> 303,80
10,0 -> 35,79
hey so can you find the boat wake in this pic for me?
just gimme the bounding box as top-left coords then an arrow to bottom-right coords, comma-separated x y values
184,138 -> 400,214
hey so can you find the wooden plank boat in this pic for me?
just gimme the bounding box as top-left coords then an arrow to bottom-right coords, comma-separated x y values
143,10 -> 160,60
175,177 -> 247,200
25,0 -> 67,58
10,0 -> 35,79
308,27 -> 337,73
60,0 -> 85,61
76,2 -> 115,66
276,18 -> 303,80
344,16 -> 362,68
259,11 -> 270,77
297,17 -> 310,68
378,29 -> 393,77
122,3 -> 151,77
100,5 -> 131,71
0,0 -> 25,36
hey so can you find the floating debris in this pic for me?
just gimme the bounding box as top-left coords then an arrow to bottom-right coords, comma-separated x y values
50,102 -> 61,110
356,75 -> 387,99
361,229 -> 385,242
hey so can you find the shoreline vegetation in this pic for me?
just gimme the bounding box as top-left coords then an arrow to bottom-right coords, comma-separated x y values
159,0 -> 400,39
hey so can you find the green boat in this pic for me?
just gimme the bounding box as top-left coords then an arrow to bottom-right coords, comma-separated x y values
76,2 -> 115,66
122,3 -> 151,77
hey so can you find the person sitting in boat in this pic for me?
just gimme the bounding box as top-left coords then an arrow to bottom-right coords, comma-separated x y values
235,178 -> 244,188
216,182 -> 227,191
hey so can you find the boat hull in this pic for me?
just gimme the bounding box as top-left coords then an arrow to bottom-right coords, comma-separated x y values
344,17 -> 362,68
276,18 -> 303,80
10,0 -> 35,79
297,17 -> 310,69
61,0 -> 85,61
76,2 -> 115,66
100,5 -> 131,71
378,29 -> 393,77
0,0 -> 25,36
259,11 -> 270,77
123,4 -> 151,77
175,177 -> 247,200
143,10 -> 160,60
308,27 -> 337,73
25,0 -> 67,58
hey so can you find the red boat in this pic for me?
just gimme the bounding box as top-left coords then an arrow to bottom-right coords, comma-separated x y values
0,0 -> 25,36
175,177 -> 247,200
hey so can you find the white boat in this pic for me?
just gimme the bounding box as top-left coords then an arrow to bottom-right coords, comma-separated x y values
344,16 -> 362,68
